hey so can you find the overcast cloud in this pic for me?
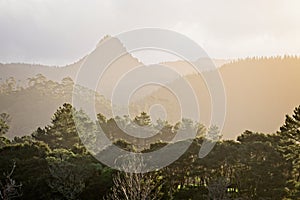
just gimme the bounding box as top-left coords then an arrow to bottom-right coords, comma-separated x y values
0,0 -> 300,66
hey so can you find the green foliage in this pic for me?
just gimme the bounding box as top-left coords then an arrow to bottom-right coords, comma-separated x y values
0,113 -> 10,137
237,135 -> 288,199
0,139 -> 51,199
0,104 -> 299,199
277,105 -> 300,198
46,149 -> 86,200
32,103 -> 81,150
134,112 -> 151,127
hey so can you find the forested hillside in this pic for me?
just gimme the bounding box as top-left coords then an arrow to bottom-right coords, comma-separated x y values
0,103 -> 299,199
136,56 -> 300,139
0,75 -> 112,138
1,56 -> 300,140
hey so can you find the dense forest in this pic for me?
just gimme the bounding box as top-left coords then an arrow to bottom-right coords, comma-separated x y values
0,102 -> 299,199
0,57 -> 300,199
1,56 -> 300,140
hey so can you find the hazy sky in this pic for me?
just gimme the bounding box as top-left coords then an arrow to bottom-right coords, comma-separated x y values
1,0 -> 300,66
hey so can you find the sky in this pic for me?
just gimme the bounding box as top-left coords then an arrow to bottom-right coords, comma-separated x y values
0,0 -> 300,66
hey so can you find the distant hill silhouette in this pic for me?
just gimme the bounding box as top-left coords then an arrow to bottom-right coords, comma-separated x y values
0,35 -> 299,139
0,75 -> 113,138
135,56 -> 300,139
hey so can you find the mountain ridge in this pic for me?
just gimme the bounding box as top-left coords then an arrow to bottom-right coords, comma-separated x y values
0,35 -> 299,139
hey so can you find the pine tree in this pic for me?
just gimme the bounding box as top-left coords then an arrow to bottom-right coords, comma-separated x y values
0,113 -> 10,137
278,105 -> 300,197
134,112 -> 151,127
33,103 -> 80,149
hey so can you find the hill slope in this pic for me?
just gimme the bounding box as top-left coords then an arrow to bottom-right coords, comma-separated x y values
0,35 -> 299,140
135,57 -> 300,139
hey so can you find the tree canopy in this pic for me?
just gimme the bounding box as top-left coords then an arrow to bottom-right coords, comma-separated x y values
0,104 -> 299,199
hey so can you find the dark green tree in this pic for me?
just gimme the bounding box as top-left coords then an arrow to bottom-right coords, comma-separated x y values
0,113 -> 10,137
0,138 -> 51,199
237,131 -> 289,199
0,113 -> 10,149
32,103 -> 81,150
277,105 -> 300,198
134,112 -> 151,127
